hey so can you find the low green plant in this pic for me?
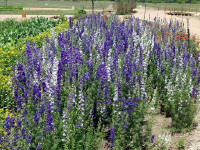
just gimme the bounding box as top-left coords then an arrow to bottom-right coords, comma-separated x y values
73,8 -> 87,19
0,17 -> 67,47
177,138 -> 185,150
0,6 -> 23,11
168,69 -> 197,132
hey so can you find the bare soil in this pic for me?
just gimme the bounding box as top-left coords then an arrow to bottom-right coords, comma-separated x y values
151,102 -> 200,150
119,6 -> 200,37
0,14 -> 73,21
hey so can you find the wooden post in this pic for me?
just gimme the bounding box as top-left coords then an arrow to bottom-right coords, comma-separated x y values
22,11 -> 26,18
144,3 -> 146,19
187,18 -> 190,50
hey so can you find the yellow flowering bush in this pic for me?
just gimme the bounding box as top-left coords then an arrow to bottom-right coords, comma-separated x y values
0,48 -> 17,108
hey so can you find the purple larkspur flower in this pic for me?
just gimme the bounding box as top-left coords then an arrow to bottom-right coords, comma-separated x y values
192,68 -> 197,79
34,112 -> 39,124
28,134 -> 31,143
32,84 -> 41,104
124,121 -> 128,129
151,135 -> 155,143
46,104 -> 54,131
21,128 -> 26,139
104,84 -> 109,99
14,133 -> 19,140
25,119 -> 29,125
36,144 -> 41,150
23,107 -> 28,117
5,116 -> 10,133
90,108 -> 94,118
110,128 -> 115,149
39,104 -> 45,116
16,64 -> 26,83
17,118 -> 21,127
122,97 -> 126,110
11,118 -> 15,128
42,82 -> 46,92
24,90 -> 28,104
192,87 -> 198,98
57,60 -> 63,99
96,63 -> 108,88
75,122 -> 81,128
17,95 -> 22,108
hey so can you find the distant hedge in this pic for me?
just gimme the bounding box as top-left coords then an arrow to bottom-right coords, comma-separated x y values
136,0 -> 200,3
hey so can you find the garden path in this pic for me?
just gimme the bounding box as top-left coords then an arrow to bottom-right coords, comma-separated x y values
126,6 -> 200,37
23,7 -> 104,12
0,14 -> 73,21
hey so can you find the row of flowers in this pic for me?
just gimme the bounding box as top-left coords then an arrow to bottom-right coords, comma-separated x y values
1,14 -> 200,149
0,19 -> 69,109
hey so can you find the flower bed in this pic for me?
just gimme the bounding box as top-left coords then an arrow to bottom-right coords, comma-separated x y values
1,15 -> 200,149
0,18 -> 69,109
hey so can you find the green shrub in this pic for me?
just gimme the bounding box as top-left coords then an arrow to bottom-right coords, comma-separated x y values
177,138 -> 185,149
73,9 -> 87,19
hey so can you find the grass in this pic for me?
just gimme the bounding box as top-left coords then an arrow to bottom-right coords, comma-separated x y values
0,6 -> 23,10
0,0 -> 113,9
138,3 -> 200,12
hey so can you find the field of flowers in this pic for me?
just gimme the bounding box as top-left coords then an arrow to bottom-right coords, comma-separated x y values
0,14 -> 200,149
0,17 -> 68,109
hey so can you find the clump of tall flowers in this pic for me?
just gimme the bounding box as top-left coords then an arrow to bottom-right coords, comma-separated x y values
1,14 -> 200,149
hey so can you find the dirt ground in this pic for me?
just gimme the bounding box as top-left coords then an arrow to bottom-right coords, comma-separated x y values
23,7 -> 104,12
0,14 -> 74,21
151,102 -> 200,150
117,6 -> 200,38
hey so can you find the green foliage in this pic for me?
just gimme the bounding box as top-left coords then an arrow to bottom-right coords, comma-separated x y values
136,0 -> 199,3
0,6 -> 23,10
177,138 -> 185,149
0,13 -> 199,150
177,0 -> 185,3
73,8 -> 87,19
0,17 -> 66,47
0,17 -> 68,109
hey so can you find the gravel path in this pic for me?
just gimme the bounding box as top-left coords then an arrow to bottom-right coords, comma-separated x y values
23,7 -> 73,11
188,103 -> 200,150
0,14 -> 73,21
119,7 -> 200,37
23,7 -> 104,12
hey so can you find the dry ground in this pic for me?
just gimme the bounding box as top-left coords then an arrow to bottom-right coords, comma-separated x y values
119,6 -> 200,37
151,102 -> 200,150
